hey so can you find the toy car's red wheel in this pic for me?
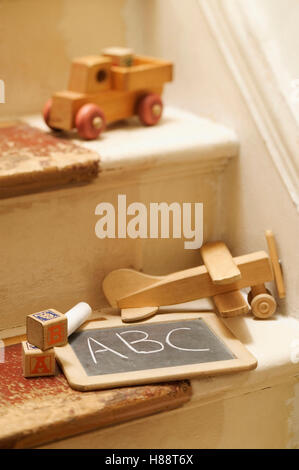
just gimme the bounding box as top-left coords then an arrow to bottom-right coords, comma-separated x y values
43,99 -> 61,131
75,104 -> 106,140
137,94 -> 163,126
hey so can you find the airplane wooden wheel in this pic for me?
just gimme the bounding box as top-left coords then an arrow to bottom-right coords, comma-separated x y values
247,284 -> 276,319
248,231 -> 285,319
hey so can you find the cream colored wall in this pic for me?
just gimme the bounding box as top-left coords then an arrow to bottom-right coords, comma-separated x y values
238,0 -> 299,127
0,0 -> 127,118
124,0 -> 299,318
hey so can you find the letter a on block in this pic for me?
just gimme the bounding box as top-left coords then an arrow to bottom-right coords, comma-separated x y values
30,356 -> 51,374
22,341 -> 56,377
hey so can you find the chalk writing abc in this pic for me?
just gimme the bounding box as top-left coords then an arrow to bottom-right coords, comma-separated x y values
88,327 -> 210,365
95,195 -> 203,250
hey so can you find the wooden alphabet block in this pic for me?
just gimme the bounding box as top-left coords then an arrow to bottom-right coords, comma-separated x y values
22,341 -> 56,377
26,309 -> 67,350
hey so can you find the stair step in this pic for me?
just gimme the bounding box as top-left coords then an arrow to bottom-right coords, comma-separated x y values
24,106 -> 238,176
0,107 -> 239,333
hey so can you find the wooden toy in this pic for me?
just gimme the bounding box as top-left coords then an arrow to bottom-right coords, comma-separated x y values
102,47 -> 134,66
103,232 -> 285,323
265,230 -> 285,298
22,341 -> 56,378
27,309 -> 67,350
200,241 -> 241,285
54,312 -> 257,391
26,302 -> 92,351
43,49 -> 173,140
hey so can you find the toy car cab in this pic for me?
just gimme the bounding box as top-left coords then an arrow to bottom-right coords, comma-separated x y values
43,47 -> 173,140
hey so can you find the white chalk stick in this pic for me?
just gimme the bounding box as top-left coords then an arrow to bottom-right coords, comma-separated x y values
65,302 -> 92,336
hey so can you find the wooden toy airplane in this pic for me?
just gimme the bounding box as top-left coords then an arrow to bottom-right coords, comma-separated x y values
103,231 -> 285,323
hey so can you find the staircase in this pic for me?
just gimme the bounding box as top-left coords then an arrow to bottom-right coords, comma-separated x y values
0,106 -> 238,334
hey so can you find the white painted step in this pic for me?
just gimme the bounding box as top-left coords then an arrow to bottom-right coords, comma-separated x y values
24,106 -> 238,174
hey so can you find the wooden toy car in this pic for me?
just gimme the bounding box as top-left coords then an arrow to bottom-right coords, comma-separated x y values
43,48 -> 173,140
103,231 -> 285,323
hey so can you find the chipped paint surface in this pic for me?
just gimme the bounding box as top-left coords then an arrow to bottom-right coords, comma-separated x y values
0,123 -> 100,198
0,343 -> 191,448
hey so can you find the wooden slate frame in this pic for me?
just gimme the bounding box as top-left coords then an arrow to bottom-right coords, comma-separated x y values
54,313 -> 257,391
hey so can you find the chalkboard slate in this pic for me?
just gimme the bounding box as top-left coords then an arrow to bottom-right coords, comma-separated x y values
55,313 -> 257,391
69,319 -> 234,376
